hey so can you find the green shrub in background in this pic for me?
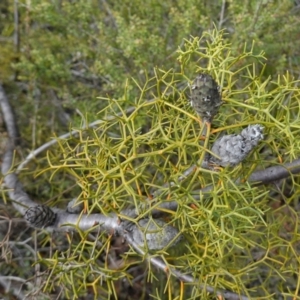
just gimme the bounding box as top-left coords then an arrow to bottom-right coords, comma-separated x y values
1,0 -> 299,132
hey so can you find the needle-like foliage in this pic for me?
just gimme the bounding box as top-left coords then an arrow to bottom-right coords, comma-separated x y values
1,1 -> 300,298
9,29 -> 299,299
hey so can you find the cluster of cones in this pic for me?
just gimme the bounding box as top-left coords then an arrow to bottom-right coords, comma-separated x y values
190,73 -> 264,167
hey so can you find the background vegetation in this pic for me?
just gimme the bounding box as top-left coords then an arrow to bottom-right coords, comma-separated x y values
1,0 -> 300,299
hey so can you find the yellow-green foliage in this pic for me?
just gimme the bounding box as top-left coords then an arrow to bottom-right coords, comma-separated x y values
34,30 -> 300,299
1,0 -> 300,299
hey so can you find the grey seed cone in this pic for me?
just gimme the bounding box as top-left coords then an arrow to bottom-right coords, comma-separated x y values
25,205 -> 57,228
209,124 -> 264,167
132,219 -> 182,251
190,74 -> 223,122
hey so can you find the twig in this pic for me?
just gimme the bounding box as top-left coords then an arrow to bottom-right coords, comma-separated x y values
218,0 -> 227,29
0,276 -> 25,300
100,0 -> 118,29
248,159 -> 300,184
13,0 -> 20,80
150,121 -> 211,199
13,0 -> 19,52
0,85 -> 19,146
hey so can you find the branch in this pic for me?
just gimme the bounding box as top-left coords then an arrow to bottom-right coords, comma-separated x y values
248,159 -> 300,184
0,276 -> 25,300
0,85 -> 19,146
